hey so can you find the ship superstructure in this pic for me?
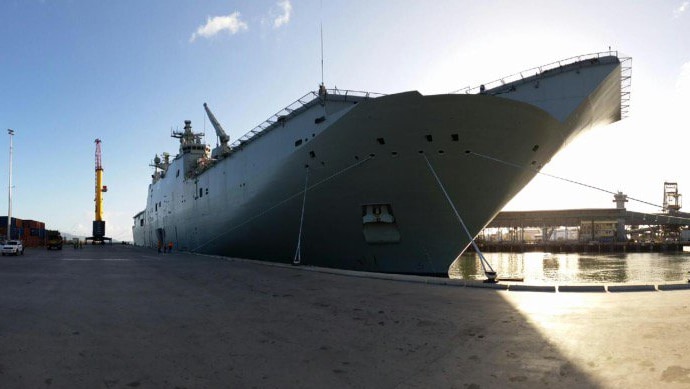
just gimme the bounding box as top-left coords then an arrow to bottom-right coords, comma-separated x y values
134,52 -> 629,276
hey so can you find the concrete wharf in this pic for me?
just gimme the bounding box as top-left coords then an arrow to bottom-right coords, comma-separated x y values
1,245 -> 690,388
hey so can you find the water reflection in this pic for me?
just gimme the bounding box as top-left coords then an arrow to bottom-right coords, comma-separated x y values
449,251 -> 690,284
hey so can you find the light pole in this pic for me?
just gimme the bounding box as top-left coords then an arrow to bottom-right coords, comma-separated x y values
7,129 -> 13,241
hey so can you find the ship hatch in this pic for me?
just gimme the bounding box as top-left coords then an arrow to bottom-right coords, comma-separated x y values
362,204 -> 400,244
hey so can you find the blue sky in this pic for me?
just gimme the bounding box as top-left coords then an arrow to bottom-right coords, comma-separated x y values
1,0 -> 690,241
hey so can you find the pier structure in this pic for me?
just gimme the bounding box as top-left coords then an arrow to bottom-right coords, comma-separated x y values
1,244 -> 690,388
480,189 -> 690,253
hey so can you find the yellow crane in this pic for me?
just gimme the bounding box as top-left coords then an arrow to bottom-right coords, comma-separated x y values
86,139 -> 111,244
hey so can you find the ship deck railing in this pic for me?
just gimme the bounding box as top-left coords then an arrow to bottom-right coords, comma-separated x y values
451,50 -> 624,95
230,88 -> 386,150
450,49 -> 631,119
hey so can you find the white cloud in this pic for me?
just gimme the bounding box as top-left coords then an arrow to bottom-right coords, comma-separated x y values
189,12 -> 248,42
673,1 -> 689,18
273,0 -> 292,28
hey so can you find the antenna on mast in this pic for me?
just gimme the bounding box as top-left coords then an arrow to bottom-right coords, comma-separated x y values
320,0 -> 324,86
317,0 -> 327,101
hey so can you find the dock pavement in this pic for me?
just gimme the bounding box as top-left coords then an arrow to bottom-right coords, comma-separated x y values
1,245 -> 689,388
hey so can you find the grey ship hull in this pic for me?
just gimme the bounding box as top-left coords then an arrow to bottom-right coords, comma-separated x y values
134,54 -> 624,276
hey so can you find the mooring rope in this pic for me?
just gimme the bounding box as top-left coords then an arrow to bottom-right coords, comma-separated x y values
190,155 -> 373,252
468,150 -> 690,223
293,167 -> 310,265
422,154 -> 497,281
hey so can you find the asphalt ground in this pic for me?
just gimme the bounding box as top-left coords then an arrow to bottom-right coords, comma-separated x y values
1,245 -> 689,388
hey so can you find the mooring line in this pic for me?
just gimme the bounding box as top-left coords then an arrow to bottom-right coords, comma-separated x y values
190,156 -> 373,252
293,167 -> 310,265
422,154 -> 497,282
468,150 -> 690,222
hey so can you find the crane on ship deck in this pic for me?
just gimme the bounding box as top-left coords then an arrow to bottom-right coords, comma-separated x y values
86,139 -> 112,244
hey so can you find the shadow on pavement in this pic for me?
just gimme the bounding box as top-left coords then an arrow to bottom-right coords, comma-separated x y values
0,245 -> 602,387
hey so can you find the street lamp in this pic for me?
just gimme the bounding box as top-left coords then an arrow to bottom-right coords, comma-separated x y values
7,129 -> 13,241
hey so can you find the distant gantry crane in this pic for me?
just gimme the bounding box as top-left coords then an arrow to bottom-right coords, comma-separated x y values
663,182 -> 682,214
86,139 -> 112,244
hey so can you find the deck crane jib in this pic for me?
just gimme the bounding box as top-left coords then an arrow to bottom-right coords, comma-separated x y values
204,103 -> 232,158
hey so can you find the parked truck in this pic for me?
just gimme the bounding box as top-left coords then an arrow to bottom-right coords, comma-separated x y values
47,230 -> 63,250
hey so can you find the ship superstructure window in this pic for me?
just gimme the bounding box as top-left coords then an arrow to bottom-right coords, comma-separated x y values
377,137 -> 385,145
425,134 -> 433,142
451,134 -> 459,142
205,188 -> 209,196
140,219 -> 144,226
295,139 -> 303,147
314,116 -> 325,124
199,188 -> 203,198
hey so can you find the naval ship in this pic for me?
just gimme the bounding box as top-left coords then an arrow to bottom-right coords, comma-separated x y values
133,52 -> 629,276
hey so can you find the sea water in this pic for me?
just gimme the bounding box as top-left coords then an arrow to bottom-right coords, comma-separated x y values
449,251 -> 690,284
